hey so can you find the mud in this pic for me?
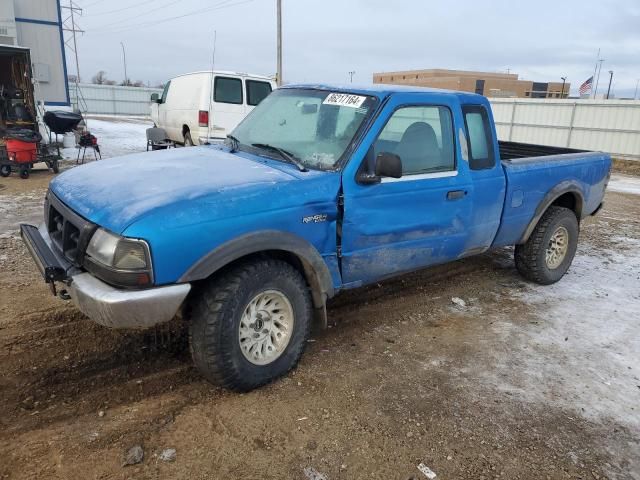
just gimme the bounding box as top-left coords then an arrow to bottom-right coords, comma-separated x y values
1,168 -> 639,479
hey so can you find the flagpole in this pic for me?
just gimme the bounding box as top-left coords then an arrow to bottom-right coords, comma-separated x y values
591,48 -> 600,99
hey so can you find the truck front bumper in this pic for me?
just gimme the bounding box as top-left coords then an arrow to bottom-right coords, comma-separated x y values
20,223 -> 191,329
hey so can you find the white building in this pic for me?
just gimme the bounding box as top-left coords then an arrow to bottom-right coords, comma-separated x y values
0,0 -> 69,106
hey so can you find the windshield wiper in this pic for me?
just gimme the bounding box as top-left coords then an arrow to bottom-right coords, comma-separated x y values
226,134 -> 241,153
251,143 -> 308,172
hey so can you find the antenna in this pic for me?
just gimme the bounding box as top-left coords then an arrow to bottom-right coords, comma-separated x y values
206,30 -> 217,144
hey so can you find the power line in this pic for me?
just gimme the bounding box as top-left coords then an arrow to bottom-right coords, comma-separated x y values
83,0 -> 157,17
90,0 -> 191,30
92,0 -> 253,34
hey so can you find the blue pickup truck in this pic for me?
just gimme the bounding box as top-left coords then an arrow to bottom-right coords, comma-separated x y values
21,84 -> 610,391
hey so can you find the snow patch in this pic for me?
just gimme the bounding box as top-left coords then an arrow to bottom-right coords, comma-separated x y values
608,174 -> 640,196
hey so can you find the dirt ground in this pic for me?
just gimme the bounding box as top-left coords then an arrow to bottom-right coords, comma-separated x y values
1,154 -> 639,479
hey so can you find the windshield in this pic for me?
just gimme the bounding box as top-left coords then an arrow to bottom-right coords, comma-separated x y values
230,88 -> 377,170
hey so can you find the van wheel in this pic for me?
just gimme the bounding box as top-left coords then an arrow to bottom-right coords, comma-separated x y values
515,206 -> 579,285
184,131 -> 194,146
188,258 -> 312,391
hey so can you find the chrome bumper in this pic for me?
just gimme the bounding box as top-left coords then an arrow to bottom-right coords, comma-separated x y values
69,273 -> 191,329
21,222 -> 191,330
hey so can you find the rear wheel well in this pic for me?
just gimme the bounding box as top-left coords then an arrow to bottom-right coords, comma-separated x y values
551,192 -> 581,219
182,125 -> 190,137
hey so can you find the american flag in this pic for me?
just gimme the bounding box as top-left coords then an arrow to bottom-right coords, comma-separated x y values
579,76 -> 593,95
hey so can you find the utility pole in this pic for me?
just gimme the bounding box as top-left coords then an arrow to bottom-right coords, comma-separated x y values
594,59 -> 605,98
120,42 -> 128,86
62,1 -> 83,82
606,71 -> 614,99
560,77 -> 567,98
635,79 -> 639,100
348,71 -> 355,83
276,0 -> 282,86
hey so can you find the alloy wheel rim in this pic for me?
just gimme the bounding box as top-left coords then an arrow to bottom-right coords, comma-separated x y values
238,290 -> 294,365
546,226 -> 569,269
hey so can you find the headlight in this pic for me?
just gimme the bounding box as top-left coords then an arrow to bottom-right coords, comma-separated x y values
85,228 -> 153,288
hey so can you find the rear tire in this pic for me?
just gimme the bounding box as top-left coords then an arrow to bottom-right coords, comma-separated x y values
0,165 -> 10,177
188,258 -> 312,391
19,169 -> 29,179
515,206 -> 579,285
183,131 -> 194,146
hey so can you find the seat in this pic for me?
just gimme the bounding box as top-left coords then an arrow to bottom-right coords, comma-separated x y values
394,122 -> 442,174
146,127 -> 175,151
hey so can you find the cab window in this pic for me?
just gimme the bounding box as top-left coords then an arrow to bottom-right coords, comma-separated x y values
214,77 -> 243,104
246,80 -> 272,106
373,105 -> 455,176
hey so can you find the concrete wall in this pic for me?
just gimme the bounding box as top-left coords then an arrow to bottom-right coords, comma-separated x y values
489,98 -> 640,160
69,83 -> 163,116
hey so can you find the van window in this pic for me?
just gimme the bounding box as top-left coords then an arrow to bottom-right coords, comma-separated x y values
246,80 -> 272,106
160,81 -> 170,104
214,77 -> 243,104
462,105 -> 495,170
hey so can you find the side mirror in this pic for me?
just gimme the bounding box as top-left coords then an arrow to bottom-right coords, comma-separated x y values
375,152 -> 402,179
150,93 -> 159,102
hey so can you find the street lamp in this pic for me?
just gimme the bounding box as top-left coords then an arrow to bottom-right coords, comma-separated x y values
348,71 -> 355,83
120,41 -> 128,86
606,71 -> 613,99
560,77 -> 567,98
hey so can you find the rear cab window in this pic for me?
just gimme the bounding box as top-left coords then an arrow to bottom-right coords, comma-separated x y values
214,76 -> 243,104
462,105 -> 495,170
246,80 -> 272,106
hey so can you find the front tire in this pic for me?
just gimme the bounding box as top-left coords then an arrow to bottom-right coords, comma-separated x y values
515,206 -> 579,285
188,259 -> 312,391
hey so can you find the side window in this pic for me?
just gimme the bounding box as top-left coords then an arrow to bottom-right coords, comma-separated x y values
463,105 -> 495,170
160,81 -> 171,104
214,77 -> 243,104
374,106 -> 455,175
246,80 -> 272,106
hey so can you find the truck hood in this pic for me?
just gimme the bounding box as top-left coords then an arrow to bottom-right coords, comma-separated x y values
50,146 -> 333,234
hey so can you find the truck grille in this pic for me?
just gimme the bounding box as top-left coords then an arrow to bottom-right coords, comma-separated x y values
45,191 -> 96,266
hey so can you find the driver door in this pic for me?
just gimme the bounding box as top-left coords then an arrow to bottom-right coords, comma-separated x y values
340,95 -> 474,286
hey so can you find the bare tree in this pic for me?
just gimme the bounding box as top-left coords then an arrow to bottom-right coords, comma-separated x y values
92,71 -> 110,85
68,74 -> 79,84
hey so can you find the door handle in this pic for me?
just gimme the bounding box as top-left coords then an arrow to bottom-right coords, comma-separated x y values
447,190 -> 467,200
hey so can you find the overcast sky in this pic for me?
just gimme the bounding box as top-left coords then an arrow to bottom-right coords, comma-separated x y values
72,0 -> 640,97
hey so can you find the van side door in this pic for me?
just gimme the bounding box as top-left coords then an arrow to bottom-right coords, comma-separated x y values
210,76 -> 246,140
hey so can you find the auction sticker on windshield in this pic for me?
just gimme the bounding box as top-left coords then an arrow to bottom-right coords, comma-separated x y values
323,93 -> 367,108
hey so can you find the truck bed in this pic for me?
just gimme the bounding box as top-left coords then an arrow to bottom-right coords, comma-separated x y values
499,141 -> 587,160
492,142 -> 611,248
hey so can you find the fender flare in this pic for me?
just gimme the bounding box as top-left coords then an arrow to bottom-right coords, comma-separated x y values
519,181 -> 584,244
178,230 -> 335,308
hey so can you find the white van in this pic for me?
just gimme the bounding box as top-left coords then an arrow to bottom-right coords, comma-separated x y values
150,71 -> 276,145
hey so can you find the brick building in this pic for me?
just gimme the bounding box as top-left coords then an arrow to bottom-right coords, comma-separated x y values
373,69 -> 569,99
